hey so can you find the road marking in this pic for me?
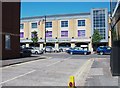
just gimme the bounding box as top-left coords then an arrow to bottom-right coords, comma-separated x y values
0,57 -> 52,69
0,70 -> 36,84
46,57 -> 71,67
1,57 -> 71,84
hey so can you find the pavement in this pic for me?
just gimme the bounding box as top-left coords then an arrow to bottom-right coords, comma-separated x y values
0,52 -> 119,87
0,55 -> 47,67
83,58 -> 119,87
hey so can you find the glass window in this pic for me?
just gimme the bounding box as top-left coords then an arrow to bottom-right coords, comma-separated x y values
46,22 -> 52,28
61,31 -> 68,37
5,34 -> 11,49
46,31 -> 52,37
20,24 -> 24,29
20,32 -> 24,38
31,23 -> 37,28
78,20 -> 85,26
61,21 -> 68,27
78,30 -> 85,37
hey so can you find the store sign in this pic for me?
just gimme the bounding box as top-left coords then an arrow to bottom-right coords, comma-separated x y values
58,39 -> 71,42
47,39 -> 71,42
47,39 -> 57,42
81,45 -> 88,47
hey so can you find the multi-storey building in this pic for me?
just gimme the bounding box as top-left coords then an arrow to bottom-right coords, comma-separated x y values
91,8 -> 108,42
20,8 -> 109,52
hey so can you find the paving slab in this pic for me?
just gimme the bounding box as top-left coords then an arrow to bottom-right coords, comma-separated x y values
84,58 -> 119,87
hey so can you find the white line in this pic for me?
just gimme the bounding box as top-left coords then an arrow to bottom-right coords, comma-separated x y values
0,57 -> 52,69
46,57 -> 71,67
0,70 -> 36,84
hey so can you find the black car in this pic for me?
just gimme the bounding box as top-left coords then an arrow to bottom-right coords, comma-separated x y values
20,47 -> 31,57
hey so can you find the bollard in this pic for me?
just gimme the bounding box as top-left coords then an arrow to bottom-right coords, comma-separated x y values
68,76 -> 75,88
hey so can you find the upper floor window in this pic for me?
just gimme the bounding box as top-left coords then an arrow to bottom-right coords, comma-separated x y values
61,21 -> 68,27
20,24 -> 24,29
31,23 -> 37,28
78,30 -> 85,37
46,22 -> 52,28
5,34 -> 11,49
61,31 -> 68,37
20,32 -> 24,38
78,20 -> 85,26
46,31 -> 52,37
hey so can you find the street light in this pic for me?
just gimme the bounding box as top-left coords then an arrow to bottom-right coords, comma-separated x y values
44,16 -> 46,52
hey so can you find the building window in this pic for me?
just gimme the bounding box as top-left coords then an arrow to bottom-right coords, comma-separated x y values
78,30 -> 85,37
20,24 -> 24,29
20,32 -> 24,38
78,20 -> 85,26
5,34 -> 11,49
46,31 -> 52,37
61,21 -> 68,27
46,22 -> 52,28
31,23 -> 37,28
61,31 -> 68,37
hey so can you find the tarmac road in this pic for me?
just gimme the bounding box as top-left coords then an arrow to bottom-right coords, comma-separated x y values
1,52 -> 110,86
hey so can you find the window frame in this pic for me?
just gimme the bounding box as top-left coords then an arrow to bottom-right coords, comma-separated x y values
5,34 -> 11,50
45,22 -> 52,28
20,32 -> 24,38
61,21 -> 68,27
20,24 -> 24,29
31,22 -> 38,29
78,20 -> 85,26
61,30 -> 68,37
46,31 -> 52,37
78,30 -> 86,37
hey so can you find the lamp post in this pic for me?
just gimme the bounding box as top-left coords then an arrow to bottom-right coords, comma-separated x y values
44,16 -> 46,52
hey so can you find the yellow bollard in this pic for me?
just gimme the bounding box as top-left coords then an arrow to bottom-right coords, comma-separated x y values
68,76 -> 75,88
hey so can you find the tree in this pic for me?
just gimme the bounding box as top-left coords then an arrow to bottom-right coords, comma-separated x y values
92,29 -> 103,50
31,31 -> 38,47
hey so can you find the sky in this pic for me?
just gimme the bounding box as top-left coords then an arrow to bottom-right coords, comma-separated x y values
21,2 -> 110,18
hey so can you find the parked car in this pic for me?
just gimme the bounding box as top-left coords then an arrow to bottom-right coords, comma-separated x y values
43,46 -> 60,53
66,47 -> 91,55
59,46 -> 70,52
20,47 -> 31,57
43,46 -> 55,53
53,47 -> 60,52
25,47 -> 44,54
96,46 -> 111,55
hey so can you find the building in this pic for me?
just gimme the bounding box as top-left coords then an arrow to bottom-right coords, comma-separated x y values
91,8 -> 109,48
20,8 -> 109,52
0,1 -> 20,59
110,0 -> 120,76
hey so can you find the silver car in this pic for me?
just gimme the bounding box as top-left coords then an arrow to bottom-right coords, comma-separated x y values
25,47 -> 44,54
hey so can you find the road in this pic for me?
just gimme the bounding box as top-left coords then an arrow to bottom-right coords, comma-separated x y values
1,53 -> 110,86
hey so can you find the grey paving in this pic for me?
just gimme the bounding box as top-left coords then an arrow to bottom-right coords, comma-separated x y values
84,58 -> 118,86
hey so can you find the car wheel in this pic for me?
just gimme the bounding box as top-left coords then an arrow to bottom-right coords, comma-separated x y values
35,51 -> 38,54
70,52 -> 73,55
100,52 -> 103,55
84,52 -> 87,55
